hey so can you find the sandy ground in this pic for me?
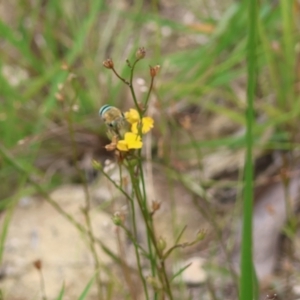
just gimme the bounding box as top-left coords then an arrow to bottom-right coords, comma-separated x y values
1,162 -> 298,299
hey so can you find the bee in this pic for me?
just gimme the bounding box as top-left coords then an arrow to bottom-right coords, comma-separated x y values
99,105 -> 129,139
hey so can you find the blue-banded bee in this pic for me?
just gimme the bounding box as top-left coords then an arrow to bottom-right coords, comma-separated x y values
99,105 -> 129,139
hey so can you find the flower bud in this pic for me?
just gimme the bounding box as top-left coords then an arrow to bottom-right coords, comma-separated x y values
146,276 -> 162,291
157,236 -> 167,252
149,65 -> 160,77
33,259 -> 42,270
67,73 -> 77,82
105,142 -> 117,151
61,62 -> 69,70
179,116 -> 191,130
55,92 -> 64,102
103,58 -> 114,69
196,229 -> 206,241
151,200 -> 161,212
104,136 -> 118,151
112,212 -> 123,226
92,160 -> 102,170
136,47 -> 146,59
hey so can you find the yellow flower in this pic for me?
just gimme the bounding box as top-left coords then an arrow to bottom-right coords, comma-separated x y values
125,109 -> 140,124
131,117 -> 154,134
117,132 -> 143,151
125,108 -> 154,134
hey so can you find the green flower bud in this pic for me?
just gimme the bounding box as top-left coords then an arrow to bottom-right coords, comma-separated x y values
92,160 -> 102,170
112,212 -> 123,226
157,236 -> 167,252
196,229 -> 206,241
146,276 -> 161,291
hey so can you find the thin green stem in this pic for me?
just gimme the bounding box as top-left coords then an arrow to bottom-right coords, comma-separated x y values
129,59 -> 143,116
120,224 -> 148,256
144,76 -> 154,109
240,0 -> 257,299
111,67 -> 130,85
137,159 -> 156,278
160,260 -> 173,300
127,164 -> 157,248
99,166 -> 133,203
126,55 -> 162,299
116,227 -> 137,300
128,189 -> 150,300
126,162 -> 150,299
127,163 -> 174,300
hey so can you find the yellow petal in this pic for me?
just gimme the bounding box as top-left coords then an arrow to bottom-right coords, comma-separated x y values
128,140 -> 143,149
117,140 -> 129,151
131,122 -> 139,134
131,117 -> 154,134
125,132 -> 143,149
141,117 -> 154,134
125,109 -> 140,124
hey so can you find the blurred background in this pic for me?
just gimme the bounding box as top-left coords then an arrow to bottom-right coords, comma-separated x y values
1,0 -> 300,299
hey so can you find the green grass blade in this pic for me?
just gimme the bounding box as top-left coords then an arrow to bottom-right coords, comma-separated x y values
42,0 -> 104,114
0,205 -> 14,264
78,274 -> 96,300
279,0 -> 296,106
240,0 -> 257,299
0,20 -> 42,72
171,263 -> 192,282
55,283 -> 65,300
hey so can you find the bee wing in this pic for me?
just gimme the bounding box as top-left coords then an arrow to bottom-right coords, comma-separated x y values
105,114 -> 129,139
115,116 -> 130,138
